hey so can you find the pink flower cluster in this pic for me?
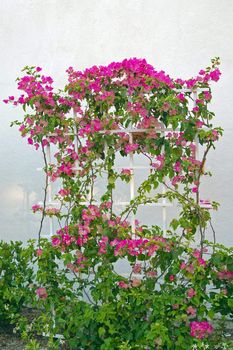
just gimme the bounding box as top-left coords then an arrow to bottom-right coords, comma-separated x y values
192,249 -> 207,267
50,205 -> 134,251
187,288 -> 196,298
151,154 -> 165,170
4,69 -> 55,109
124,143 -> 139,154
187,306 -> 196,316
32,204 -> 43,213
117,278 -> 141,289
132,263 -> 142,274
217,270 -> 233,280
36,287 -> 48,299
190,321 -> 213,339
4,58 -> 222,206
98,236 -> 109,254
110,236 -> 168,257
45,207 -> 60,216
58,188 -> 70,197
121,168 -> 132,176
66,58 -> 220,101
52,226 -> 76,247
82,205 -> 101,224
4,58 -> 221,163
79,119 -> 102,137
180,262 -> 195,274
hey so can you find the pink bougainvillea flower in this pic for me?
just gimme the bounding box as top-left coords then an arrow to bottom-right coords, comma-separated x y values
32,204 -> 43,213
66,263 -> 79,273
41,139 -> 49,147
132,263 -> 142,274
58,188 -> 70,197
169,109 -> 177,116
169,275 -> 175,282
36,248 -> 43,256
146,271 -> 157,278
98,236 -> 109,254
152,154 -> 165,170
131,278 -> 141,287
62,233 -> 74,246
147,244 -> 159,256
121,168 -> 132,176
210,129 -> 219,141
217,270 -> 233,280
173,161 -> 181,173
199,69 -> 205,75
187,288 -> 196,298
118,281 -> 130,289
36,287 -> 48,299
192,106 -> 199,113
210,68 -> 221,82
124,143 -> 139,154
52,237 -> 61,246
162,102 -> 170,111
172,175 -> 185,186
176,93 -> 185,102
100,201 -> 112,210
27,137 -> 33,145
192,249 -> 201,258
187,306 -> 196,316
196,99 -> 204,105
197,257 -> 206,267
203,91 -> 212,101
186,264 -> 195,274
107,220 -> 115,227
180,262 -> 186,270
196,120 -> 204,128
190,321 -> 213,339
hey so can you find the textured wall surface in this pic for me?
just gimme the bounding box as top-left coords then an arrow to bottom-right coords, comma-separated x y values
0,0 -> 233,245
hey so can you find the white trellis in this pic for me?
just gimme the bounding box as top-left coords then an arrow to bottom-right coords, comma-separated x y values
37,87 -> 212,341
38,88 -> 210,239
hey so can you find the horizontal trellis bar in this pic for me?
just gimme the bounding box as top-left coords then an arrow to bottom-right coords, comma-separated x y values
38,200 -> 212,209
45,127 -> 201,137
38,200 -> 173,208
173,87 -> 209,92
37,165 -> 173,171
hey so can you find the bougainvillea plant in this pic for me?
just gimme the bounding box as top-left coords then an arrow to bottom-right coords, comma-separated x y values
3,57 -> 233,349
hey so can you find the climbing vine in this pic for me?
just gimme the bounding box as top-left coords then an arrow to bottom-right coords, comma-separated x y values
3,57 -> 233,349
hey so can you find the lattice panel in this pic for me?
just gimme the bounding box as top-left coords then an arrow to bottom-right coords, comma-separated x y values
37,88 -> 209,239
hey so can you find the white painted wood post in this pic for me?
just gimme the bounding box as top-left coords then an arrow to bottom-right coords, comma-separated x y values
46,144 -> 54,237
129,131 -> 136,235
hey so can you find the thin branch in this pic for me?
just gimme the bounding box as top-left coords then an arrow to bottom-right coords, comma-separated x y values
72,270 -> 96,306
195,142 -> 212,255
38,145 -> 49,246
209,219 -> 217,253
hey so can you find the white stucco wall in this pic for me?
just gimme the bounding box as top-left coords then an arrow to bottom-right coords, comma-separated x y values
0,0 -> 233,245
